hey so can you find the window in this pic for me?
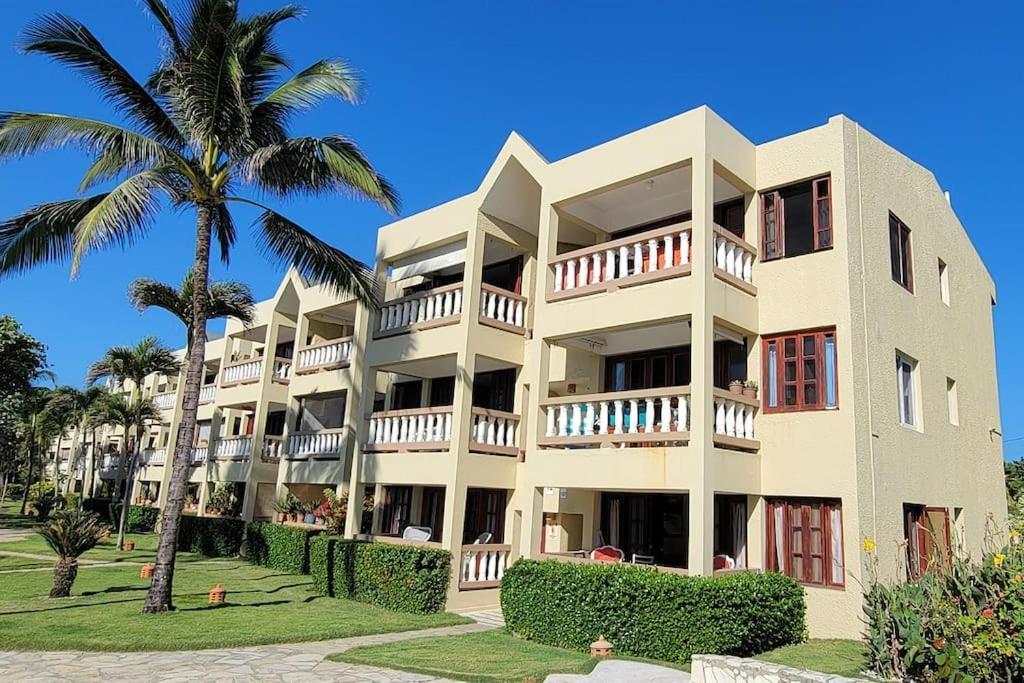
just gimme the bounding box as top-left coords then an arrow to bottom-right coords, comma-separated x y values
463,488 -> 507,544
763,328 -> 837,412
605,346 -> 691,392
391,380 -> 422,410
946,377 -> 959,426
889,213 -> 913,291
938,258 -> 950,305
760,176 -> 832,260
380,485 -> 412,536
896,352 -> 918,427
766,498 -> 844,588
420,487 -> 445,542
904,504 -> 951,578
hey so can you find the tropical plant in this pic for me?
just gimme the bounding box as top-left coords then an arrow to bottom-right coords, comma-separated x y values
46,386 -> 109,496
319,487 -> 348,534
0,0 -> 397,613
38,508 -> 105,598
31,488 -> 63,520
1006,459 -> 1024,534
207,482 -> 236,515
128,269 -> 256,349
0,316 -> 49,494
16,388 -> 60,515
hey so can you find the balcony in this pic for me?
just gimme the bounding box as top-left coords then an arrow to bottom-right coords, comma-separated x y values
712,226 -> 757,295
220,357 -> 291,388
478,284 -> 526,334
365,406 -> 453,452
712,388 -> 759,451
296,337 -> 353,374
285,428 -> 345,460
261,435 -> 283,463
468,408 -> 520,457
377,284 -> 463,338
198,385 -> 217,404
548,222 -> 692,303
213,436 -> 252,461
190,446 -> 208,465
459,543 -> 512,590
153,392 -> 176,410
140,448 -> 166,466
539,386 -> 691,448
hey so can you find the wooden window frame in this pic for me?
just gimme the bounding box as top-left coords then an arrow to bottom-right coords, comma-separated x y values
765,497 -> 845,589
762,327 -> 838,413
760,175 -> 833,261
905,504 -> 951,579
889,212 -> 914,292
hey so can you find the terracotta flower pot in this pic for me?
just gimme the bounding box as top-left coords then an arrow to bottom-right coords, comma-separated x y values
742,387 -> 757,399
729,382 -> 744,395
123,540 -> 135,551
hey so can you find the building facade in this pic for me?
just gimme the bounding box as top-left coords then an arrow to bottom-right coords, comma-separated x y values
56,107 -> 1006,638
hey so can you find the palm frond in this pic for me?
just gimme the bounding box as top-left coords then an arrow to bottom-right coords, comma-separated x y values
234,5 -> 302,104
86,337 -> 180,387
21,14 -> 184,148
212,202 -> 236,265
263,59 -> 361,109
0,195 -> 105,277
207,279 -> 256,326
251,207 -> 379,307
142,0 -> 184,55
242,136 -> 399,212
128,278 -> 187,323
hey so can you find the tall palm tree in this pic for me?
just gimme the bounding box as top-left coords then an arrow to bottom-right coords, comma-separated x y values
128,269 -> 256,349
44,388 -> 81,490
86,338 -> 179,498
17,388 -> 59,515
0,1 -> 396,613
50,387 -> 108,496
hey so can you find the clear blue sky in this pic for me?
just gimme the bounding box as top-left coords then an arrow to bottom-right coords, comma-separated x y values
0,2 -> 1021,456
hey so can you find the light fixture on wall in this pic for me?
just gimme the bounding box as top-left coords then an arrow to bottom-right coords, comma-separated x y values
580,336 -> 606,351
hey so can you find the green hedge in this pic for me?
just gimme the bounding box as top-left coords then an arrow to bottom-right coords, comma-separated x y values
244,522 -> 320,574
310,536 -> 451,614
501,560 -> 805,664
82,499 -> 159,532
82,498 -> 112,521
176,515 -> 245,557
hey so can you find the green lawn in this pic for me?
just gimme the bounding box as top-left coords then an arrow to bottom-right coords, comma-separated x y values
333,631 -> 868,683
0,531 -> 469,651
0,498 -> 40,529
0,530 -> 207,569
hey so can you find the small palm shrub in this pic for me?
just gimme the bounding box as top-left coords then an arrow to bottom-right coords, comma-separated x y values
38,509 -> 105,598
31,488 -> 64,519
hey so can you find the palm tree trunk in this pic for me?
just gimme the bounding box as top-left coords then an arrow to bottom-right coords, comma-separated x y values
49,558 -> 78,598
86,429 -> 98,499
144,203 -> 214,613
19,441 -> 35,516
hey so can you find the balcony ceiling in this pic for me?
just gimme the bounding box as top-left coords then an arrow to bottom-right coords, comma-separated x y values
560,320 -> 693,357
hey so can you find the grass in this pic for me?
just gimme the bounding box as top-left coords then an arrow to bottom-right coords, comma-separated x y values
333,631 -> 867,682
0,530 -> 207,569
0,529 -> 469,651
755,638 -> 868,678
0,498 -> 40,529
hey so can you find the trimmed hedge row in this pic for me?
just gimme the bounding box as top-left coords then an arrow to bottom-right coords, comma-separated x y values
82,499 -> 159,532
500,560 -> 805,664
310,536 -> 452,614
176,515 -> 245,557
244,522 -> 320,573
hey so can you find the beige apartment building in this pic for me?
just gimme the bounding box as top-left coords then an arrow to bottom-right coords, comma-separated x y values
57,106 -> 1006,638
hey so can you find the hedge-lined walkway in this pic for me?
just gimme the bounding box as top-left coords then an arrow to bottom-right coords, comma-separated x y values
0,621 -> 493,682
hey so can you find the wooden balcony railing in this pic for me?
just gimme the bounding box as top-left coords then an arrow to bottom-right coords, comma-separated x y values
479,284 -> 526,333
296,337 -> 352,374
469,407 -> 520,457
713,226 -> 757,295
548,222 -> 692,302
712,388 -> 759,451
286,428 -> 345,459
377,283 -> 463,337
538,386 -> 691,448
460,543 -> 512,590
364,406 -> 453,452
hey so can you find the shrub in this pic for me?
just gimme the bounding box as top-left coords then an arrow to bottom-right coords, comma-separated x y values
865,534 -> 1024,681
82,498 -> 112,521
500,560 -> 805,665
108,503 -> 160,532
176,515 -> 245,557
309,536 -> 452,614
64,493 -> 81,510
244,522 -> 320,573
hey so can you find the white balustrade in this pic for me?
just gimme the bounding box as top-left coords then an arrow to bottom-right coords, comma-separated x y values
198,385 -> 217,404
541,388 -> 691,446
460,544 -> 511,587
378,285 -> 463,335
142,448 -> 166,465
365,407 -> 454,451
469,409 -> 520,455
272,357 -> 292,381
286,429 -> 345,459
479,285 -> 526,330
262,436 -> 283,461
550,223 -> 691,298
221,358 -> 263,386
714,228 -> 755,285
297,338 -> 353,371
713,392 -> 758,442
214,436 -> 253,460
190,446 -> 208,464
153,392 -> 176,410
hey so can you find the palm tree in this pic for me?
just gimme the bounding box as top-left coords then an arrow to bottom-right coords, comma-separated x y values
39,508 -> 105,598
46,386 -> 108,495
17,388 -> 59,515
128,270 -> 256,349
0,1 -> 396,613
43,387 -> 80,490
86,338 -> 180,497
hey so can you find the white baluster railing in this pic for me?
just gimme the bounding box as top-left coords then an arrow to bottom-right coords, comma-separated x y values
153,392 -> 176,410
190,446 -> 208,465
549,222 -> 692,301
142,448 -> 167,465
713,226 -> 756,289
297,337 -> 353,373
365,406 -> 454,452
377,284 -> 464,336
285,428 -> 345,459
539,386 -> 691,448
261,436 -> 283,461
214,436 -> 253,461
460,544 -> 512,588
479,284 -> 527,332
198,385 -> 217,404
221,358 -> 263,386
712,388 -> 759,449
272,357 -> 292,381
469,408 -> 520,456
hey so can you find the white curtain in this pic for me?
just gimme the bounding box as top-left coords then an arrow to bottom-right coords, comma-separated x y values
830,507 -> 844,584
732,501 -> 747,568
773,504 -> 785,570
608,499 -> 620,548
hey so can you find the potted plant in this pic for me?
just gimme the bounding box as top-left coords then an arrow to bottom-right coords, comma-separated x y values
303,501 -> 317,525
729,379 -> 744,395
743,380 -> 758,399
274,494 -> 299,523
289,496 -> 303,523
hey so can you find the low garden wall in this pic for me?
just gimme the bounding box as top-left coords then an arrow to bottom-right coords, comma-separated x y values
691,655 -> 866,683
501,559 -> 805,665
310,535 -> 451,614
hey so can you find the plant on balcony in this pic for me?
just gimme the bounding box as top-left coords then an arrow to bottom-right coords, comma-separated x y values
38,508 -> 105,598
273,493 -> 299,523
729,379 -> 744,395
743,380 -> 758,399
207,482 -> 235,516
319,488 -> 348,534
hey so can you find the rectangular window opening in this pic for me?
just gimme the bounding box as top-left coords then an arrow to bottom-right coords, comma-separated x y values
766,497 -> 844,588
890,213 -> 914,291
938,258 -> 950,305
896,351 -> 918,428
760,175 -> 832,261
763,328 -> 837,413
946,377 -> 959,426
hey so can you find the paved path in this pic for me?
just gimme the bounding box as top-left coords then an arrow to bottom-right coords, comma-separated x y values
0,622 -> 496,682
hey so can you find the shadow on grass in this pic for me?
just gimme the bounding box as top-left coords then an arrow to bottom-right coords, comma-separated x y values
176,599 -> 291,612
0,595 -> 142,615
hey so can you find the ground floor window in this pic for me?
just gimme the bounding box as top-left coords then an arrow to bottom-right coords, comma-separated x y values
463,488 -> 506,544
713,494 -> 747,569
766,497 -> 844,588
380,485 -> 412,536
600,492 -> 689,568
420,486 -> 445,542
904,504 -> 951,578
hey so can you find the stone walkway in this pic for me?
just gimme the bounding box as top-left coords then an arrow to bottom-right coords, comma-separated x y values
0,622 -> 495,682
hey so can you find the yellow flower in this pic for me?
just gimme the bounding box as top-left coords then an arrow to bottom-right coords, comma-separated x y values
863,538 -> 877,553
1011,529 -> 1021,543
994,553 -> 1006,567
